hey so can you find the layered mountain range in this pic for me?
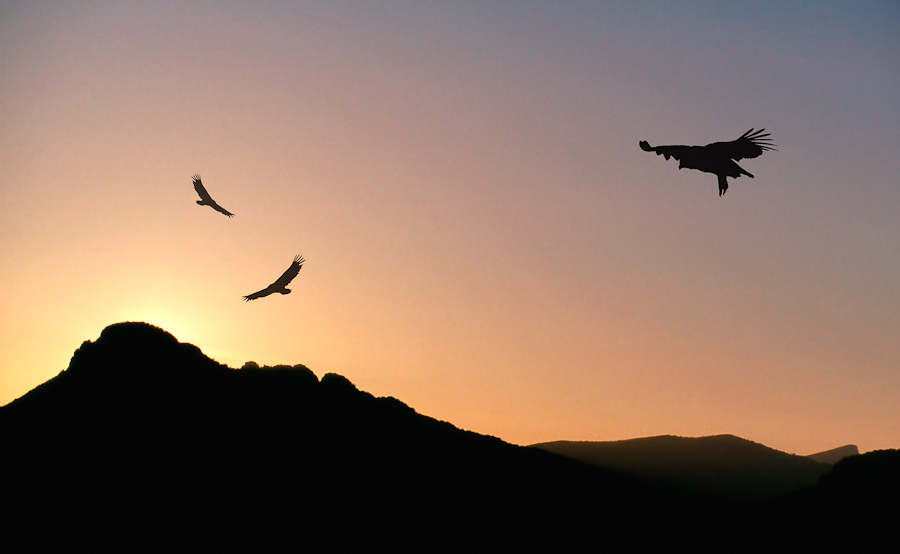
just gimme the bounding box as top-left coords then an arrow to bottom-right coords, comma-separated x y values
2,322 -> 896,550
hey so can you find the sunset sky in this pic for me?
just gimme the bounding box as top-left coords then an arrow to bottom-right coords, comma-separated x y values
2,1 -> 898,455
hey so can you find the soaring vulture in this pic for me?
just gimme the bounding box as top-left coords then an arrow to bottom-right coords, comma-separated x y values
639,129 -> 776,196
243,255 -> 305,301
192,174 -> 235,217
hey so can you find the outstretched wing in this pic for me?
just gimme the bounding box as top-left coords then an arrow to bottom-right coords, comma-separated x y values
209,202 -> 235,218
639,140 -> 693,161
272,255 -> 305,288
192,174 -> 235,217
243,287 -> 273,302
192,174 -> 213,202
704,128 -> 776,161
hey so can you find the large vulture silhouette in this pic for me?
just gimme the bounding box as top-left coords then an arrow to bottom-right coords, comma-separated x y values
192,174 -> 235,217
243,255 -> 305,301
639,129 -> 776,196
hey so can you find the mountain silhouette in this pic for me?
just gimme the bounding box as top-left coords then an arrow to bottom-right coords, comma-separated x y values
806,444 -> 859,465
2,322 -> 896,550
748,448 -> 900,549
1,322 -> 678,550
532,435 -> 831,500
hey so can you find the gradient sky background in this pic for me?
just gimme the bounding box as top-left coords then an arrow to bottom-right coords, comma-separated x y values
2,1 -> 898,455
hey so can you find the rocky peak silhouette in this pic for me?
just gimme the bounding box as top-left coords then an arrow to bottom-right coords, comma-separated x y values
2,322 -> 896,550
1,322 -> 661,550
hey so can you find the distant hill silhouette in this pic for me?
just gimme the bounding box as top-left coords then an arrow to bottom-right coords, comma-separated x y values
806,444 -> 859,465
531,435 -> 831,500
1,322 -> 896,550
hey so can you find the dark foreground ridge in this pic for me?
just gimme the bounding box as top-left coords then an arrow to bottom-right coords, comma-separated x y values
2,322 -> 897,550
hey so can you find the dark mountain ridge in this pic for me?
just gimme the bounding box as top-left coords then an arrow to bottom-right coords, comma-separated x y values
1,323 -> 676,550
2,322 -> 897,550
531,435 -> 832,500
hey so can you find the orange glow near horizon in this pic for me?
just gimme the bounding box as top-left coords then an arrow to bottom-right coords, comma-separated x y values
2,2 -> 899,456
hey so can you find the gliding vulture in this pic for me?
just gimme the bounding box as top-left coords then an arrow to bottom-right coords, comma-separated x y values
243,255 -> 305,301
639,129 -> 776,196
192,174 -> 235,217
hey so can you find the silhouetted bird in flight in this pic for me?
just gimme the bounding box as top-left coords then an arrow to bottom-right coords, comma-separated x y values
639,129 -> 776,196
192,174 -> 235,217
243,255 -> 305,301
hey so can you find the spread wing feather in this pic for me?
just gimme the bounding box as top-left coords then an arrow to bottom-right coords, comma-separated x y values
704,128 -> 777,161
192,176 -> 213,202
273,255 -> 305,288
639,129 -> 775,162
